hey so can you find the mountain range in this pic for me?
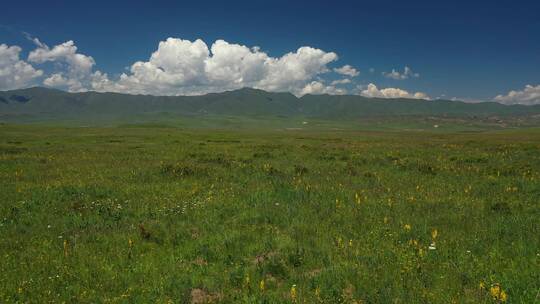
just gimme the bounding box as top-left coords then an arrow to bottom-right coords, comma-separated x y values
1,87 -> 540,123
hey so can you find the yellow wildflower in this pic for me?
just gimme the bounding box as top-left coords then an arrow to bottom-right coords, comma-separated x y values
490,284 -> 500,297
337,237 -> 343,248
259,279 -> 265,292
500,290 -> 508,302
431,229 -> 438,240
290,284 -> 297,302
490,284 -> 507,302
404,224 -> 411,231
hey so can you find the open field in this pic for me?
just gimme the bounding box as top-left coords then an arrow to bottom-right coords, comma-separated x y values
1,124 -> 539,303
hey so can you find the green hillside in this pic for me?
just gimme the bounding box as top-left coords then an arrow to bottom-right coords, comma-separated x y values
1,87 -> 540,123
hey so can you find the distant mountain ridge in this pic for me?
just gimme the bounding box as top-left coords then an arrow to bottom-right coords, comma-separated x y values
1,87 -> 539,122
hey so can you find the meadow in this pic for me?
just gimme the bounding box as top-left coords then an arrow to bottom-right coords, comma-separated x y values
1,123 -> 539,303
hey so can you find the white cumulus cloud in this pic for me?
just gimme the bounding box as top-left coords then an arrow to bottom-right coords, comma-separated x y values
330,78 -> 351,85
300,81 -> 347,95
494,84 -> 540,105
382,66 -> 419,80
0,44 -> 43,90
333,65 -> 359,77
43,73 -> 81,89
205,40 -> 268,86
91,37 -> 340,96
28,40 -> 96,92
255,45 -> 338,94
360,83 -> 429,99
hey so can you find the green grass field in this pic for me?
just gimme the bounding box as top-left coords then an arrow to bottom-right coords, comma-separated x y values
1,124 -> 539,303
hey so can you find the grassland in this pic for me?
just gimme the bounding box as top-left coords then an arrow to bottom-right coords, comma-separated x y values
1,123 -> 539,303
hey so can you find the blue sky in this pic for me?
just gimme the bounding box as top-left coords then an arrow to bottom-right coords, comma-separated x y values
1,0 -> 539,104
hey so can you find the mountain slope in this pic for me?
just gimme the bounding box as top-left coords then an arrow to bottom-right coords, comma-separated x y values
1,87 -> 539,122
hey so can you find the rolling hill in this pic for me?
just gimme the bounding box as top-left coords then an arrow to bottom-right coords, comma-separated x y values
1,87 -> 540,123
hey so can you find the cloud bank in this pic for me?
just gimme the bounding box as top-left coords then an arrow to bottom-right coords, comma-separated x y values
300,81 -> 347,95
360,83 -> 429,99
1,38 -> 347,96
494,84 -> 540,105
2,36 -> 537,104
